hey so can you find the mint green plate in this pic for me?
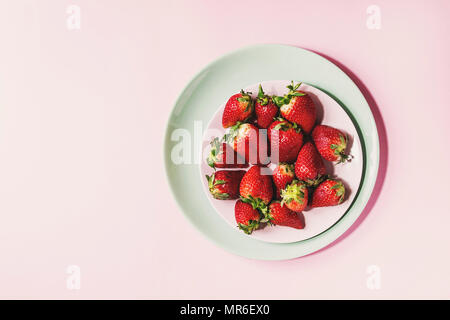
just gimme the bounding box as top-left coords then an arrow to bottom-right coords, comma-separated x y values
164,44 -> 379,260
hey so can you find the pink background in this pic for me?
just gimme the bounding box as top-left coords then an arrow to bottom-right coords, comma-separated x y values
1,0 -> 449,299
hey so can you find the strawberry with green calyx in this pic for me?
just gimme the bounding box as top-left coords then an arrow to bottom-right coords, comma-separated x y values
240,195 -> 269,220
272,81 -> 316,134
205,170 -> 246,200
272,163 -> 295,192
266,201 -> 305,229
239,165 -> 273,205
226,122 -> 269,166
255,84 -> 279,129
312,125 -> 349,163
280,180 -> 308,213
222,90 -> 254,128
206,137 -> 248,169
272,82 -> 305,106
268,118 -> 303,163
295,142 -> 327,187
234,199 -> 261,234
311,179 -> 346,207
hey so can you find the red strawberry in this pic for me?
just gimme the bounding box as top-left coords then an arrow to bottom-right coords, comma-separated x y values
272,163 -> 295,191
205,170 -> 245,200
273,81 -> 316,133
268,118 -> 303,163
267,201 -> 305,229
222,90 -> 254,128
206,137 -> 248,169
240,165 -> 273,205
235,200 -> 261,234
311,179 -> 346,207
255,85 -> 278,129
226,123 -> 269,165
312,125 -> 349,163
280,180 -> 308,212
295,142 -> 327,187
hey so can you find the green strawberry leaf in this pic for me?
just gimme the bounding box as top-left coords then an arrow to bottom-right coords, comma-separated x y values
280,180 -> 306,205
238,220 -> 260,235
205,174 -> 215,189
257,84 -> 265,99
241,195 -> 269,219
272,95 -> 288,107
207,137 -> 222,168
273,81 -> 305,107
273,123 -> 284,131
331,181 -> 345,197
214,179 -> 226,186
213,192 -> 229,200
304,174 -> 326,187
225,123 -> 241,144
207,157 -> 215,168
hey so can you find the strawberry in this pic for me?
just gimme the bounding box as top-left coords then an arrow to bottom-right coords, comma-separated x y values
268,118 -> 303,163
226,123 -> 269,165
222,90 -> 254,128
267,201 -> 305,229
255,85 -> 278,129
206,137 -> 248,169
239,165 -> 273,205
280,180 -> 308,212
205,170 -> 245,200
234,199 -> 261,234
312,125 -> 349,163
273,81 -> 316,133
311,179 -> 346,207
295,142 -> 327,187
272,163 -> 295,191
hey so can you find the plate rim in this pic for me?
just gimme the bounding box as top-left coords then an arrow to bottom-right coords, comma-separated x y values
163,44 -> 380,260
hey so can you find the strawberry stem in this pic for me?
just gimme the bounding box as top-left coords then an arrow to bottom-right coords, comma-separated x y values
272,81 -> 305,107
257,84 -> 269,106
280,180 -> 305,206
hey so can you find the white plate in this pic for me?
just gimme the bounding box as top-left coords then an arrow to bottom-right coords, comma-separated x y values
200,80 -> 363,243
